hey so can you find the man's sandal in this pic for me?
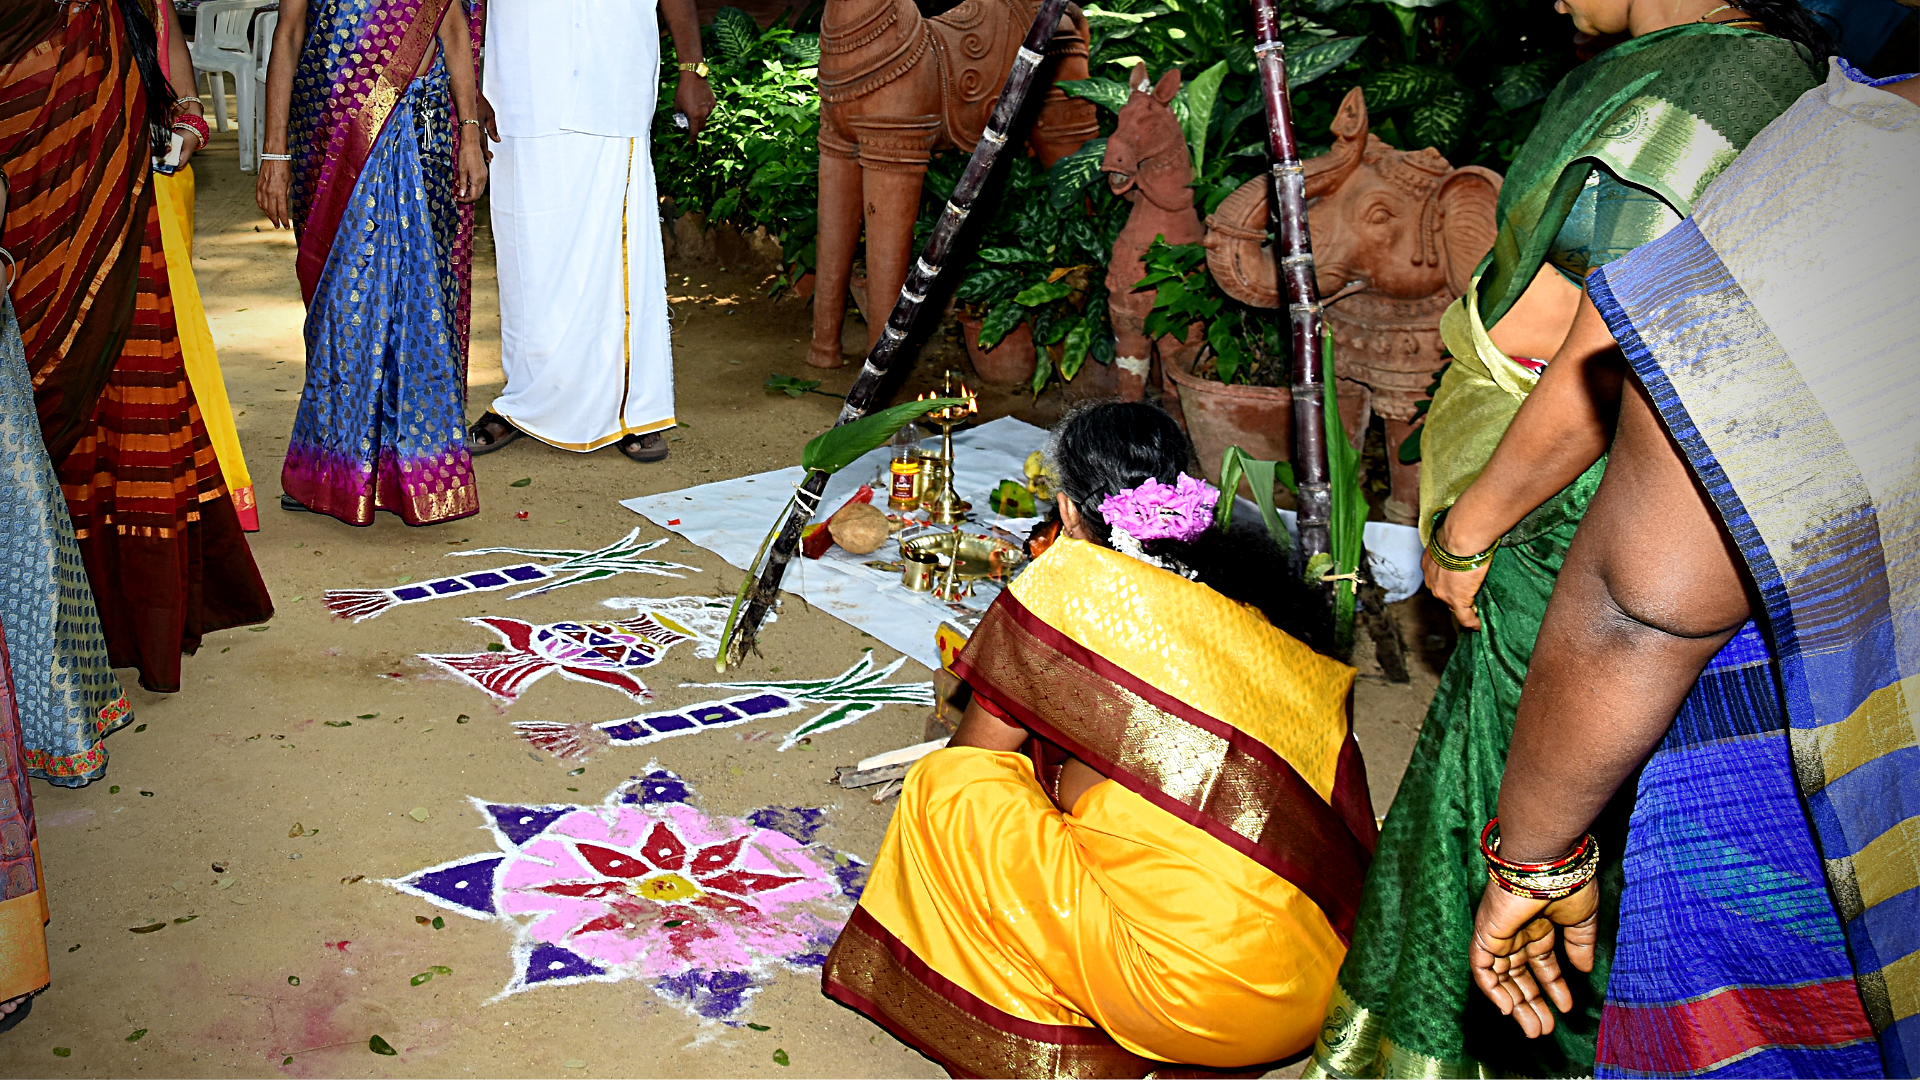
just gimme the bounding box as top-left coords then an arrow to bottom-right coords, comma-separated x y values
617,432 -> 669,463
467,412 -> 523,455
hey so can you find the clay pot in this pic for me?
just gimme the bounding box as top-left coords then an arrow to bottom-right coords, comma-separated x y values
1166,364 -> 1373,493
956,312 -> 1038,387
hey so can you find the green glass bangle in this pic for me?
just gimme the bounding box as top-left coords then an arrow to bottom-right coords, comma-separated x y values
1427,508 -> 1500,573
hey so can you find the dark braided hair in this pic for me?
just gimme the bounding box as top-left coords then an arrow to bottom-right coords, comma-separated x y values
116,0 -> 176,151
1047,400 -> 1330,650
1731,0 -> 1838,68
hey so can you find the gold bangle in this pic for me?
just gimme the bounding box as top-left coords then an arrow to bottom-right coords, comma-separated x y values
1427,508 -> 1500,573
678,61 -> 710,78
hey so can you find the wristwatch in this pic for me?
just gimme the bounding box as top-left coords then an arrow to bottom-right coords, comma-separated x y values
678,61 -> 710,78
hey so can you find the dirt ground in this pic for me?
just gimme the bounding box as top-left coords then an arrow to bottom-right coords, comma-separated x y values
0,128 -> 1445,1078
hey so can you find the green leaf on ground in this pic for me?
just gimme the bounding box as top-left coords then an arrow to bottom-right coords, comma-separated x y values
411,972 -> 433,986
430,966 -> 452,976
287,975 -> 300,986
773,1049 -> 790,1067
358,712 -> 378,719
134,724 -> 147,733
325,721 -> 351,727
764,373 -> 823,398
455,715 -> 470,724
52,1047 -> 70,1057
126,1029 -> 146,1042
109,786 -> 120,794
130,922 -> 164,934
173,915 -> 198,924
746,1023 -> 770,1031
432,916 -> 444,930
510,477 -> 532,488
408,807 -> 430,822
139,790 -> 153,797
567,768 -> 585,776
369,1035 -> 398,1056
487,643 -> 506,652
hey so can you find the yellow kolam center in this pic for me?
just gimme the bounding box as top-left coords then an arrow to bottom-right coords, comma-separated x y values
632,872 -> 701,902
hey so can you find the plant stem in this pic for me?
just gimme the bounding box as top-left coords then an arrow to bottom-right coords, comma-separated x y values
721,0 -> 1073,668
1247,2 -> 1333,578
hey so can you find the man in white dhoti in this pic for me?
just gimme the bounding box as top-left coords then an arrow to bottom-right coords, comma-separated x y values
471,0 -> 713,462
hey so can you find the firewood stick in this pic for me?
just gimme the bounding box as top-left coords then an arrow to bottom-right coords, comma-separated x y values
721,0 -> 1075,667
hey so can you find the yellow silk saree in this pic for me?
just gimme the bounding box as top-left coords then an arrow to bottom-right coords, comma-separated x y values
824,539 -> 1378,1076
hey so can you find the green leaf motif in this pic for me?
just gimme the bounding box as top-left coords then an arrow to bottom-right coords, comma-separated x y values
799,397 -> 965,475
975,301 -> 1026,351
369,1034 -> 398,1057
1012,280 -> 1073,307
1047,139 -> 1108,210
1286,37 -> 1366,87
1408,89 -> 1472,152
1360,64 -> 1454,111
1057,77 -> 1132,114
712,7 -> 760,61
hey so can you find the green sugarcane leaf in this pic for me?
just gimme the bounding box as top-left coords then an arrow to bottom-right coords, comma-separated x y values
1214,446 -> 1291,554
799,398 -> 965,475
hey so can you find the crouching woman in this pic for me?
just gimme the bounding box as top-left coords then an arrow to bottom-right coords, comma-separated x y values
823,402 -> 1378,1076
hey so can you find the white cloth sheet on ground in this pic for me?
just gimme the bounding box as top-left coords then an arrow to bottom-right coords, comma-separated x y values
621,416 -> 1425,670
484,0 -> 674,451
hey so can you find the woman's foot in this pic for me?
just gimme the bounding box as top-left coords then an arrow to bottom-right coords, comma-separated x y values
466,412 -> 522,455
280,493 -> 309,513
617,432 -> 669,463
0,994 -> 32,1034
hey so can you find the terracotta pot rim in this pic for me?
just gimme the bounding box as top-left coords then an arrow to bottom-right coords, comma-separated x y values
1163,360 -> 1293,401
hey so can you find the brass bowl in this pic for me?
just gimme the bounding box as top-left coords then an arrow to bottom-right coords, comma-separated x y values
898,531 -> 1027,588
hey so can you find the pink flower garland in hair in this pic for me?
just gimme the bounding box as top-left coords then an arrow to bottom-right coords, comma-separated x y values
1098,474 -> 1220,571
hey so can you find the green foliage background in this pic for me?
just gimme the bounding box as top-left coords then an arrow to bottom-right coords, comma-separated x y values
654,0 -> 1580,384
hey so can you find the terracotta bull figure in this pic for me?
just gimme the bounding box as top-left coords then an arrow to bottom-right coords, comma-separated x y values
1204,87 -> 1500,523
807,0 -> 1099,369
1101,65 -> 1206,404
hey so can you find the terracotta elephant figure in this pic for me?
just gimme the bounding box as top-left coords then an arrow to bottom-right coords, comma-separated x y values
1101,64 -> 1205,404
807,0 -> 1099,369
1204,87 -> 1500,524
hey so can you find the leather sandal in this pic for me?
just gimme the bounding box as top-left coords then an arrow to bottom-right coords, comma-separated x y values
617,432 -> 669,463
280,494 -> 310,513
467,412 -> 523,455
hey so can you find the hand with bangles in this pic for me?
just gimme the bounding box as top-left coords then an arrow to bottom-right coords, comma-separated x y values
1467,819 -> 1602,1038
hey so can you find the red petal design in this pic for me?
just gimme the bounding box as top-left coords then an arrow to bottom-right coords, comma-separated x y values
535,881 -> 624,898
689,837 -> 745,875
572,912 -> 629,936
699,870 -> 801,896
637,823 -> 687,871
576,844 -> 649,879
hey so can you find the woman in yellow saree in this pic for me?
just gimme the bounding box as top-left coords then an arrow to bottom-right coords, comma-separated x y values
824,402 -> 1379,1076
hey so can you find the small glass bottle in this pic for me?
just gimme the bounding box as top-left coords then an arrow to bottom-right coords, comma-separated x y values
888,422 -> 925,511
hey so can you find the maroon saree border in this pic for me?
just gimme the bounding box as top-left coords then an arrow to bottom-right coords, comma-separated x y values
952,591 -> 1375,941
293,0 -> 454,301
824,906 -> 1271,1079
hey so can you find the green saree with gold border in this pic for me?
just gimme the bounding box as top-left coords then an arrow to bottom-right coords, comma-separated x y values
1308,25 -> 1819,1079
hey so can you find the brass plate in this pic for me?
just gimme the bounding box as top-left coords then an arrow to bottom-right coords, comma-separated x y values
898,532 -> 1026,583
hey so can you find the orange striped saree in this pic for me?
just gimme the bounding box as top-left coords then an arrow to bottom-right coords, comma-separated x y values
0,2 -> 271,693
825,540 -> 1378,1076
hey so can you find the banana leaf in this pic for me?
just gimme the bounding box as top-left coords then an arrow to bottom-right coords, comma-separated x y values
1212,446 -> 1291,554
799,397 -> 965,475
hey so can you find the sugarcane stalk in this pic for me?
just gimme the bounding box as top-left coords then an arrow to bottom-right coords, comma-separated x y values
1247,5 -> 1332,571
721,0 -> 1073,668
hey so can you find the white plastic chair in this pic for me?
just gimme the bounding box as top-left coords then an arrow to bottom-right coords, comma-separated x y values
187,0 -> 274,169
248,11 -> 277,172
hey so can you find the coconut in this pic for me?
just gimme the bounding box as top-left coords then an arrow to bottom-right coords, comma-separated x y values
828,501 -> 890,554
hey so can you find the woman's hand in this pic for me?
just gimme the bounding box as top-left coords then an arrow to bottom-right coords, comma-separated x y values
256,159 -> 293,229
475,93 -> 499,163
1468,878 -> 1599,1038
1424,512 -> 1498,630
456,132 -> 488,203
176,127 -> 200,167
675,73 -> 715,138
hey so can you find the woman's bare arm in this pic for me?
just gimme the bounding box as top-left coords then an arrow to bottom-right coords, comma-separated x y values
1426,295 -> 1626,627
1486,264 -> 1584,362
255,0 -> 308,227
437,2 -> 486,202
161,2 -> 203,163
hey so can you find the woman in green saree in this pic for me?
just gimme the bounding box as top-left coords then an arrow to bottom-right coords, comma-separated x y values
1306,0 -> 1831,1075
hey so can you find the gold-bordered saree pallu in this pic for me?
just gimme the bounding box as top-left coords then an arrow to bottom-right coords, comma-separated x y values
824,539 -> 1378,1077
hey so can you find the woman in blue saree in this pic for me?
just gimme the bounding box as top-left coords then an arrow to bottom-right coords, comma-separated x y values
256,0 -> 488,526
1470,59 -> 1918,1079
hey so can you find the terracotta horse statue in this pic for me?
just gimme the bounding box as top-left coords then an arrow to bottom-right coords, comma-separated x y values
1101,64 -> 1205,403
807,0 -> 1098,369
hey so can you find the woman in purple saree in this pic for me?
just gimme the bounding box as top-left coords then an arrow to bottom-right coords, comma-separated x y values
256,0 -> 487,526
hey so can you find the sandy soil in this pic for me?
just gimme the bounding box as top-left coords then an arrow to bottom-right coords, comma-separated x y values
0,128 -> 1444,1078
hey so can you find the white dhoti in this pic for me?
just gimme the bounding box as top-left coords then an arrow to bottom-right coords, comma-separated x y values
485,0 -> 674,452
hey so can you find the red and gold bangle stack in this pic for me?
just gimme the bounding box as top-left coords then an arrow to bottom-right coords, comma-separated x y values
172,109 -> 211,147
1479,818 -> 1599,900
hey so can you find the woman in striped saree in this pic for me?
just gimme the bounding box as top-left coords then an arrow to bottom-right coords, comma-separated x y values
1309,1 -> 1830,1074
824,403 -> 1378,1076
1471,59 -> 1917,1078
0,0 -> 270,698
257,0 -> 487,527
